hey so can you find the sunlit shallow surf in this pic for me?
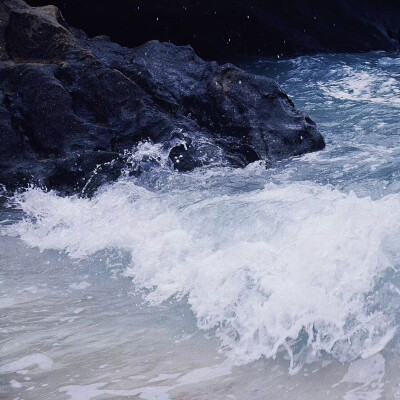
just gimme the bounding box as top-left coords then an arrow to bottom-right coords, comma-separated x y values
2,52 -> 400,399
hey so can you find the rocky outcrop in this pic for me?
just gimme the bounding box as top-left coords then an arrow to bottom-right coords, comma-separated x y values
0,0 -> 324,194
27,0 -> 400,61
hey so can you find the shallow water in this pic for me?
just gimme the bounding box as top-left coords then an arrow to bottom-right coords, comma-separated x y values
1,52 -> 400,399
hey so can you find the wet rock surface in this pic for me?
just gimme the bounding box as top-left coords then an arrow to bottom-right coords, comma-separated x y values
0,0 -> 324,194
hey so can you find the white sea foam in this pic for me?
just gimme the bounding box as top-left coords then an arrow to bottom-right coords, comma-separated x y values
0,353 -> 53,373
340,354 -> 385,400
378,57 -> 400,66
69,281 -> 91,290
8,174 -> 400,369
319,66 -> 400,106
59,360 -> 232,400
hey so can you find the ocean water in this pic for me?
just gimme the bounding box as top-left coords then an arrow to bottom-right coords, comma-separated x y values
1,52 -> 400,399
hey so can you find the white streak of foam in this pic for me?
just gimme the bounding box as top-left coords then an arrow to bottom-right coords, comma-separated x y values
59,360 -> 232,400
0,354 -> 53,373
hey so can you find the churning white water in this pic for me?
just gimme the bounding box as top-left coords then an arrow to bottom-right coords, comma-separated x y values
2,52 -> 400,399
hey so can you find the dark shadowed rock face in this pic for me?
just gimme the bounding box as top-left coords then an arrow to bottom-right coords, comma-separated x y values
0,0 -> 324,194
27,0 -> 400,61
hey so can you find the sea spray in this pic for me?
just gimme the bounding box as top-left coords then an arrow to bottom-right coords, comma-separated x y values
8,172 -> 400,368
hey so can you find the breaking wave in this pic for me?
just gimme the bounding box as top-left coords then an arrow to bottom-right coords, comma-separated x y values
7,168 -> 400,369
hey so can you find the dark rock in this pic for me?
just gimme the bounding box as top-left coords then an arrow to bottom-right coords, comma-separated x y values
7,4 -> 75,62
0,0 -> 325,194
26,0 -> 400,61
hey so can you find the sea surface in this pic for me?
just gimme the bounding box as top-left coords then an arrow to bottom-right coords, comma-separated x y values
1,52 -> 400,399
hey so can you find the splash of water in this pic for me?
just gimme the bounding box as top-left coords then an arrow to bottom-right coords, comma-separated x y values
7,167 -> 400,369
